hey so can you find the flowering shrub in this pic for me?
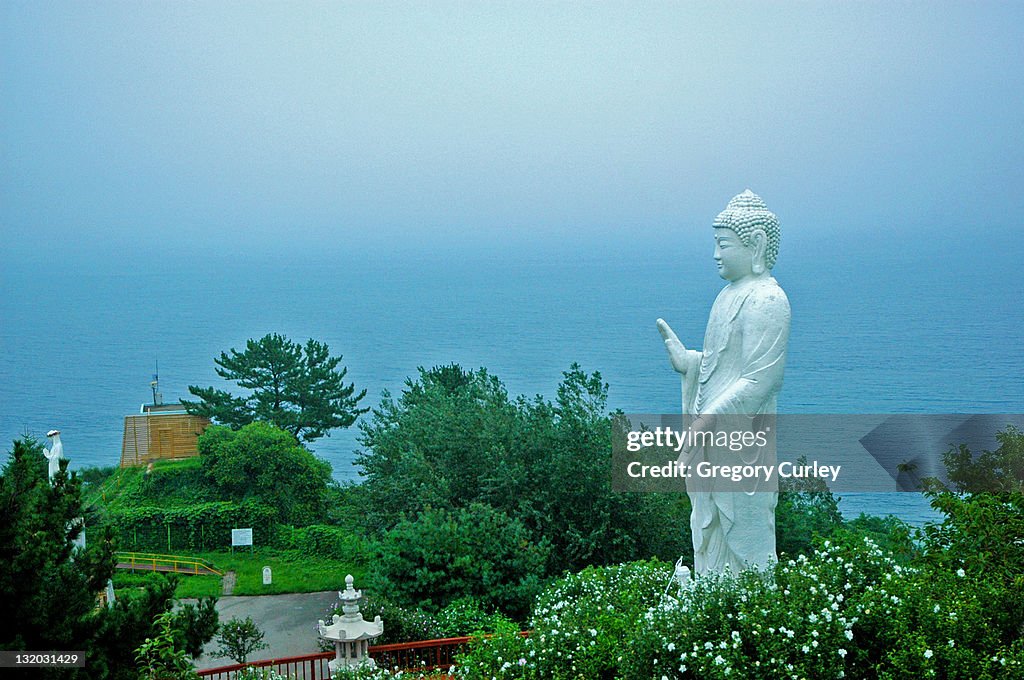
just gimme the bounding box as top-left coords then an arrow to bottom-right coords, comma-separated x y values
435,597 -> 518,637
452,535 -> 1024,679
329,665 -> 435,680
234,669 -> 294,680
453,560 -> 669,678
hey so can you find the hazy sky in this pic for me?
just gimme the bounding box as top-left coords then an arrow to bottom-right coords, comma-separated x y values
3,1 -> 1023,260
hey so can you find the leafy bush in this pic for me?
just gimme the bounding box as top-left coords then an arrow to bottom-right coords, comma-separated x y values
199,423 -> 333,526
455,534 -> 1024,679
454,560 -> 670,679
375,503 -> 549,619
215,616 -> 268,664
435,598 -> 517,637
346,595 -> 515,647
277,524 -> 373,561
135,610 -> 199,680
357,596 -> 443,645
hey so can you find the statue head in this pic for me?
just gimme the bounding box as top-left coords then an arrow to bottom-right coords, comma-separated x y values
712,190 -> 781,280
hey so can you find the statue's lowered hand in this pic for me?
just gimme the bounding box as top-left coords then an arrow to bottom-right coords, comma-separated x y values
657,318 -> 689,374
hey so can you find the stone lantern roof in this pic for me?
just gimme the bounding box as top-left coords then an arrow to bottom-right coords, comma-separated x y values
318,574 -> 384,643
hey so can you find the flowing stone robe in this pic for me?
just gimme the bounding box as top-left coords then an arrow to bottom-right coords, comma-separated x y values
677,275 -> 790,574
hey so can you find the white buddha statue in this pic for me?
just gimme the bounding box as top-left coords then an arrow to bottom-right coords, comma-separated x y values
657,190 -> 791,575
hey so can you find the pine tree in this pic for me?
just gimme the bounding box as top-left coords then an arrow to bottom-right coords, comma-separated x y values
183,333 -> 368,443
0,439 -> 217,678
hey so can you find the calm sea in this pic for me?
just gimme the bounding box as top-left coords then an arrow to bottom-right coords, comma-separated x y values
2,233 -> 1021,525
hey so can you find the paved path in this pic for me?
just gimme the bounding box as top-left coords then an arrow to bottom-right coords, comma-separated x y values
188,591 -> 339,670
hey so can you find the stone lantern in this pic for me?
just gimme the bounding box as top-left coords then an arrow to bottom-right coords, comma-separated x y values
318,575 -> 384,673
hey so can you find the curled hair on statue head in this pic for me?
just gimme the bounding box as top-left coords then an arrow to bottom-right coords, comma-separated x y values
713,189 -> 781,270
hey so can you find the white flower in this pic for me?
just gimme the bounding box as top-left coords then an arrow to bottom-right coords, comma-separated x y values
933,604 -> 940,613
714,655 -> 725,665
838,648 -> 847,658
802,645 -> 810,653
667,642 -> 675,652
956,568 -> 966,577
845,630 -> 854,641
924,649 -> 933,659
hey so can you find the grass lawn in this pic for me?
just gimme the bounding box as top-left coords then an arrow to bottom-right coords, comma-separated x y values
114,548 -> 366,599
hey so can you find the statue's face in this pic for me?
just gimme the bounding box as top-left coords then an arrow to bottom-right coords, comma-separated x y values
713,227 -> 753,282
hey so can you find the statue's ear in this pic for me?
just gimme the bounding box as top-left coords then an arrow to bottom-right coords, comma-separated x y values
750,229 -> 768,272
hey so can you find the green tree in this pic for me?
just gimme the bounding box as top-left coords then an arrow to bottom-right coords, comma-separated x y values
356,364 -> 688,577
184,333 -> 367,443
198,422 -> 333,525
919,425 -> 1024,639
0,438 -> 218,679
214,616 -> 268,664
376,503 -> 549,619
0,439 -> 113,673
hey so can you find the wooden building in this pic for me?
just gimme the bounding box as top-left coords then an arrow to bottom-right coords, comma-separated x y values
120,404 -> 210,468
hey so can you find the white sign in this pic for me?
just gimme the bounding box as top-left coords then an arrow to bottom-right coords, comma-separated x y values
262,566 -> 272,585
231,528 -> 253,547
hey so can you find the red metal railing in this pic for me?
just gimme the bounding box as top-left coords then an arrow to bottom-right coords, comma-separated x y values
197,632 -> 529,679
370,635 -> 473,673
197,652 -> 333,680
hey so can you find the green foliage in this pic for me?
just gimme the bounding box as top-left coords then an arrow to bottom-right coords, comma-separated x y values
375,503 -> 548,620
357,363 -> 688,578
103,499 -> 278,552
82,458 -> 217,513
917,425 -> 1024,641
936,424 -> 1024,494
183,332 -> 367,443
215,616 -> 268,664
358,596 -> 444,645
454,560 -> 670,679
434,598 -> 518,637
277,523 -> 374,560
457,534 -> 1024,679
844,513 -> 916,561
775,458 -> 845,559
77,464 -> 118,487
135,611 -> 199,680
331,666 -> 434,679
356,595 -> 516,646
198,423 -> 333,525
175,596 -> 220,659
0,440 -> 114,661
0,438 -> 218,679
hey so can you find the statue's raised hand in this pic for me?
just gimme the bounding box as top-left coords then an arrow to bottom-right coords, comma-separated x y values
657,318 -> 689,374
